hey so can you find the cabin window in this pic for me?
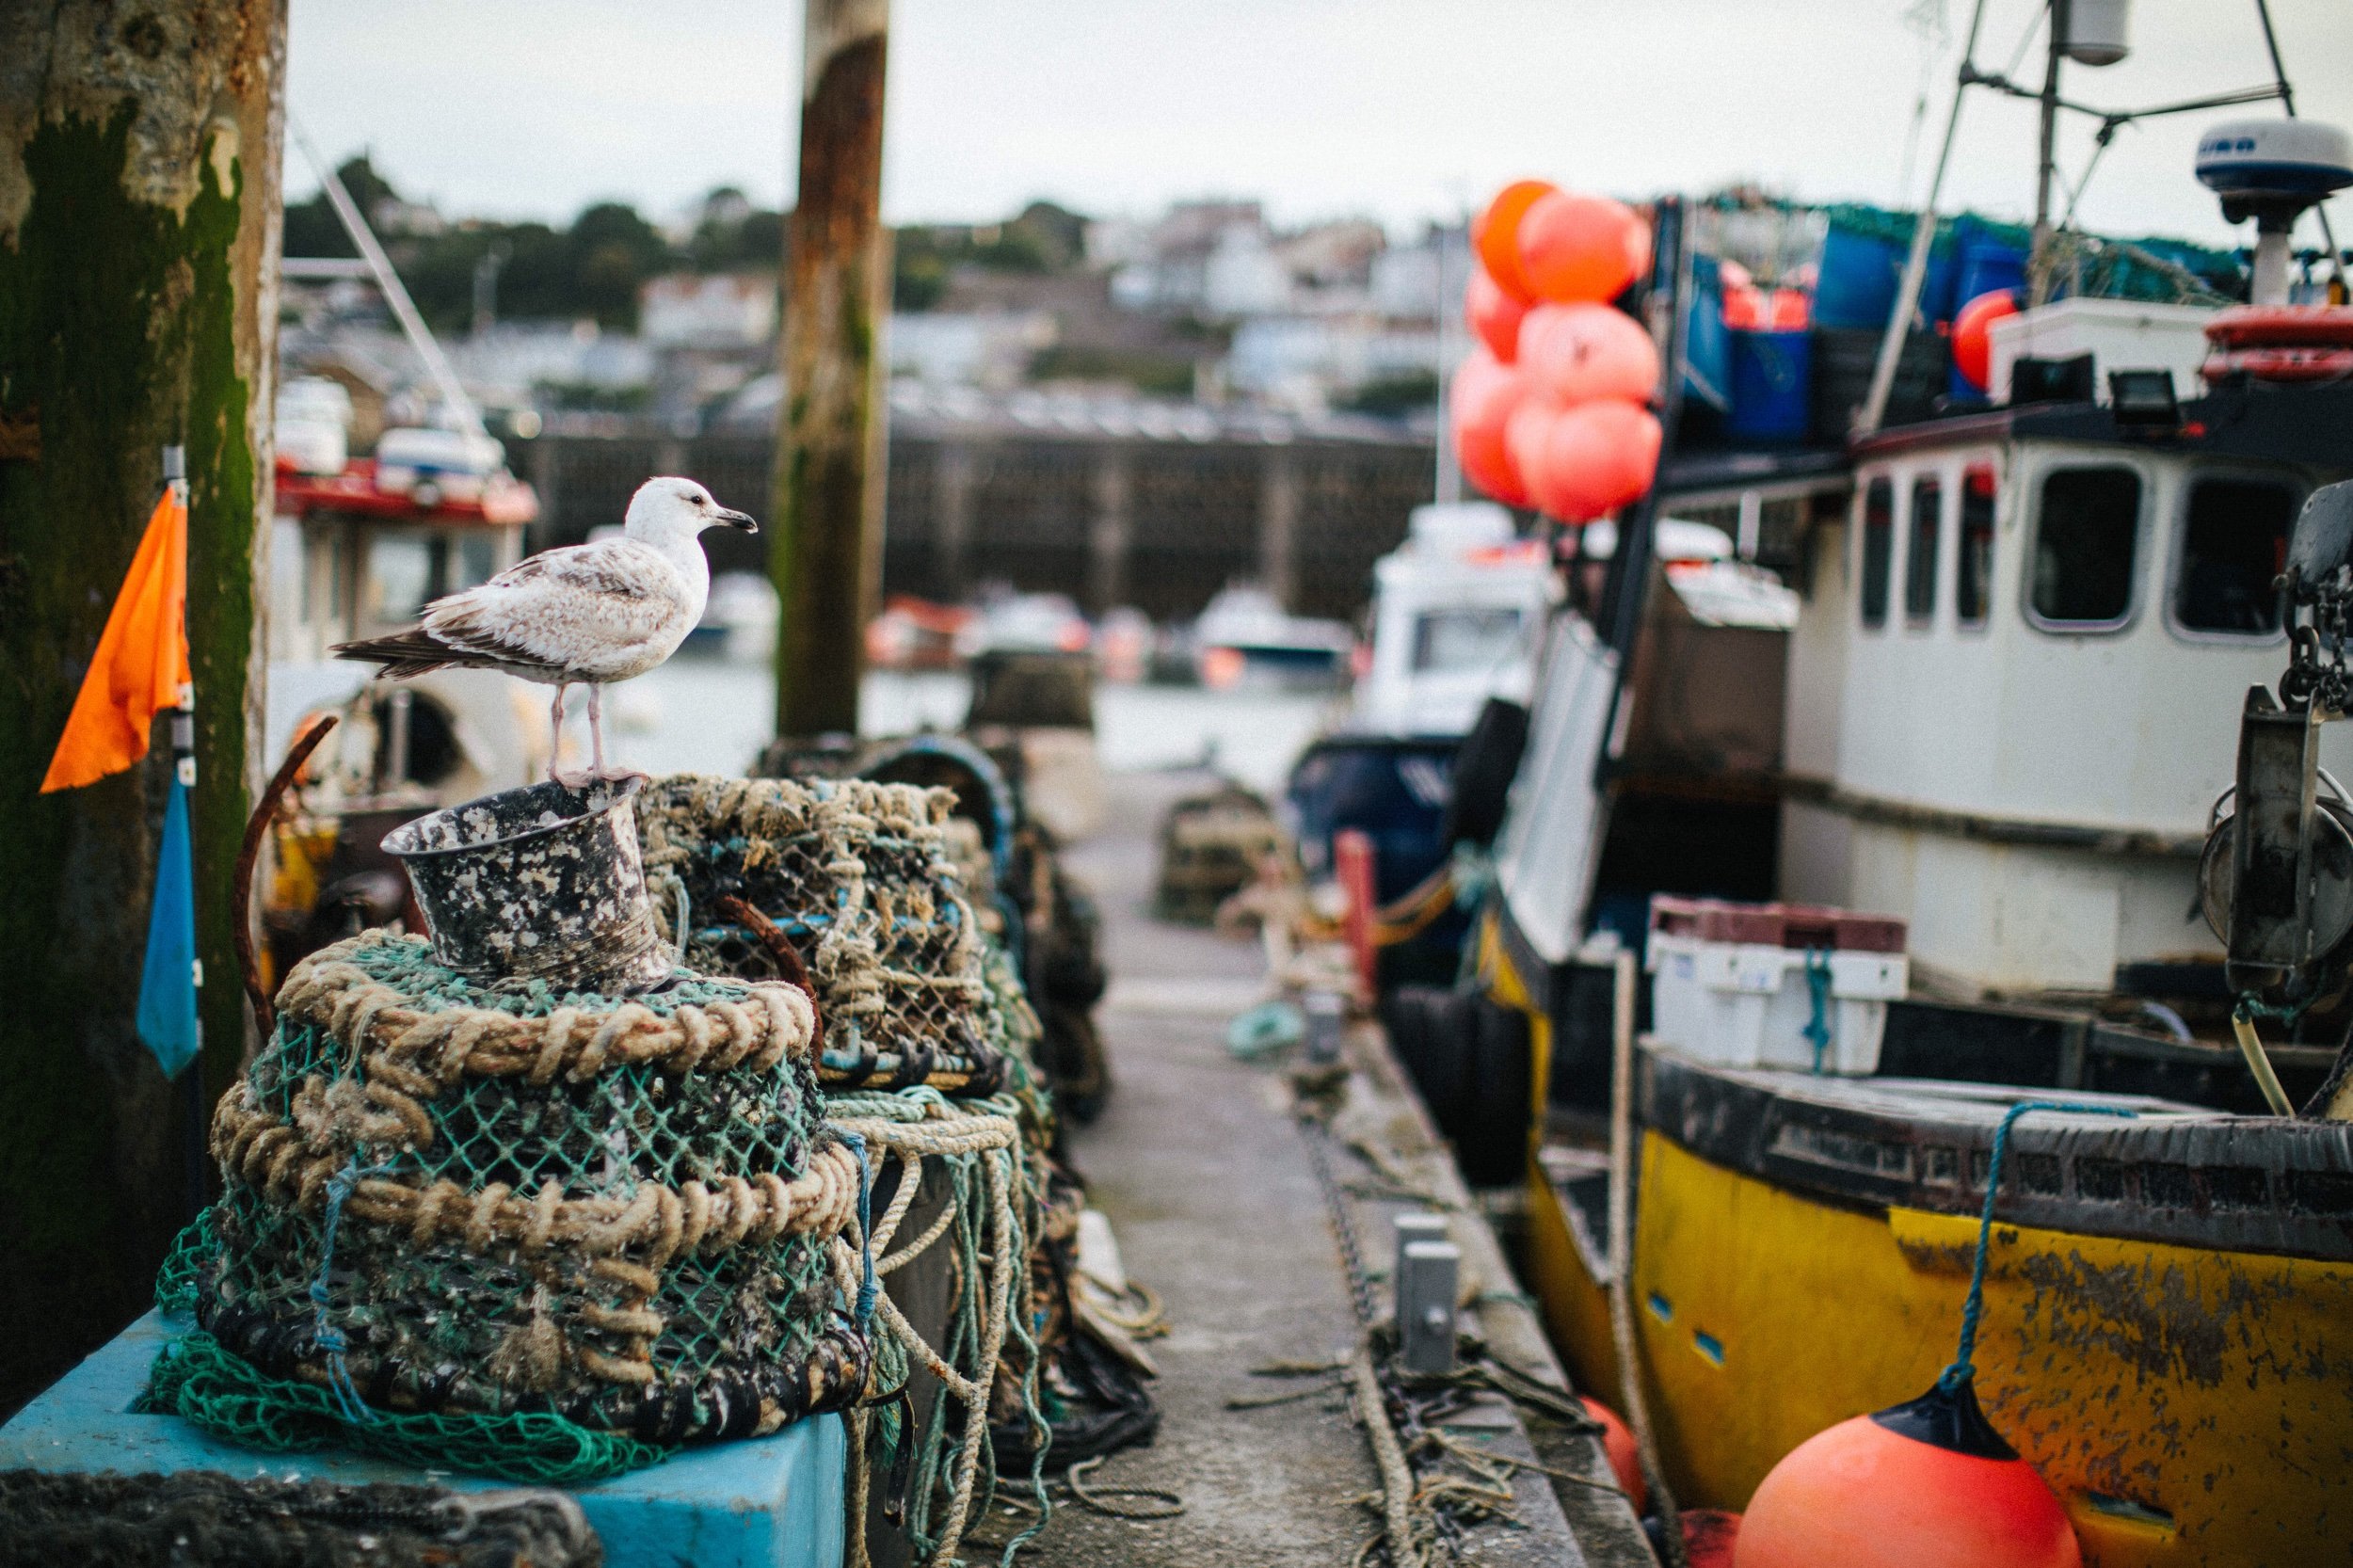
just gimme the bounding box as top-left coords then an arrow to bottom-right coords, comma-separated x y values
1412,606 -> 1524,673
2173,475 -> 2297,636
365,533 -> 434,627
1905,475 -> 1943,623
2029,466 -> 2140,628
1956,465 -> 1996,626
1859,478 -> 1894,629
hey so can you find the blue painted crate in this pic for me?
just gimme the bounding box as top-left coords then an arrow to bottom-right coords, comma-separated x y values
0,1312 -> 845,1568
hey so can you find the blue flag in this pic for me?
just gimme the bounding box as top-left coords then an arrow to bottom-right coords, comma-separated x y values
136,775 -> 201,1079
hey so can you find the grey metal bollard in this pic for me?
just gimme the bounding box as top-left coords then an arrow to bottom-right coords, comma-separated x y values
1304,989 -> 1347,1064
1396,1236 -> 1461,1376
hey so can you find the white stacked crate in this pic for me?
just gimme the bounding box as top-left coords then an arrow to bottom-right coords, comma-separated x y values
1646,897 -> 1909,1075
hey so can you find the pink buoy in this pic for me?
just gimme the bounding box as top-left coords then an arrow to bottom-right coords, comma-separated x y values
1503,392 -> 1567,513
1735,1379 -> 2080,1568
1521,302 -> 1660,406
1466,266 -> 1530,361
1449,348 -> 1532,508
1530,398 -> 1660,521
1517,191 -> 1648,304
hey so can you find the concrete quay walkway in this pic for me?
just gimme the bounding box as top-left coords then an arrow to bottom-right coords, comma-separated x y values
995,769 -> 1649,1567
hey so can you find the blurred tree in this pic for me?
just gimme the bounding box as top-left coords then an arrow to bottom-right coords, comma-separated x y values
1337,370 -> 1439,419
280,154 -> 393,259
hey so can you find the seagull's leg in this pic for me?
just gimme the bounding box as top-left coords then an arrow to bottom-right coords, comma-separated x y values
549,681 -> 594,790
547,682 -> 570,783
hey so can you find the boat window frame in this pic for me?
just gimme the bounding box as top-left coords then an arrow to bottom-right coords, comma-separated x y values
2162,464 -> 2305,648
1857,475 -> 1895,632
2022,457 -> 2149,638
1904,470 -> 1944,630
1954,461 -> 1999,633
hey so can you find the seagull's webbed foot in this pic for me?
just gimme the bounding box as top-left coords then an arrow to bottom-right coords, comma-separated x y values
589,764 -> 652,787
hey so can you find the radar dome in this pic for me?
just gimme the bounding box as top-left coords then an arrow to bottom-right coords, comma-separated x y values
2196,120 -> 2353,208
2195,119 -> 2351,304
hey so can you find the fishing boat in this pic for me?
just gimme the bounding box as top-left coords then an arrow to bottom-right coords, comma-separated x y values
1453,15 -> 2353,1564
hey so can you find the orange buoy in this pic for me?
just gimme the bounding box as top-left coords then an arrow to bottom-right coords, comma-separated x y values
1466,265 -> 1530,361
1526,398 -> 1661,521
1517,191 -> 1647,304
1521,301 -> 1661,406
1951,289 -> 2020,392
1735,1378 -> 2079,1568
1449,348 -> 1532,508
1473,180 -> 1558,303
1579,1397 -> 1645,1512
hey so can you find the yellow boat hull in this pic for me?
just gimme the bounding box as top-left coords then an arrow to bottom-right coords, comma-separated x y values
1495,936 -> 2353,1566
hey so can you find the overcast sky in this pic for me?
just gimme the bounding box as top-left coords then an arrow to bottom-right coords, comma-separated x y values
287,0 -> 2351,249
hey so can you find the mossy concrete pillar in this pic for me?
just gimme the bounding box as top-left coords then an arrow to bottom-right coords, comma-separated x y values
0,0 -> 286,1414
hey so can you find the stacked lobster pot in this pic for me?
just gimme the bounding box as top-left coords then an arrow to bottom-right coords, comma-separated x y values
635,775 -> 1056,1565
172,778 -> 872,1464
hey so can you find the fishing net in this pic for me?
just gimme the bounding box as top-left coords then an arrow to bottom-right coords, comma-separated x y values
152,930 -> 871,1474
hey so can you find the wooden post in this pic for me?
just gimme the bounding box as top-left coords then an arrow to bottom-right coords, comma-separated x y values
1087,446 -> 1132,615
772,0 -> 891,739
1259,447 -> 1300,610
0,0 -> 285,1412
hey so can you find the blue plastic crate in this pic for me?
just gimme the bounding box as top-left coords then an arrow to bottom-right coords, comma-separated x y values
1726,329 -> 1813,443
0,1312 -> 846,1568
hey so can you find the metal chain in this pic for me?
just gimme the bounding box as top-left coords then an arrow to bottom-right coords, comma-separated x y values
2281,572 -> 2353,713
1298,1112 -> 1378,1330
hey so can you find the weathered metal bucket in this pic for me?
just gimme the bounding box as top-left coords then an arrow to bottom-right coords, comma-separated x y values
381,776 -> 673,994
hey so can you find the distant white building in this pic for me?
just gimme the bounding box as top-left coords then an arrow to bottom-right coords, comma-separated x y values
889,311 -> 1058,390
1370,233 -> 1446,321
639,274 -> 778,350
1227,316 -> 1439,408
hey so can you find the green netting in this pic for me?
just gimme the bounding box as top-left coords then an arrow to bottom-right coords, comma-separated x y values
178,930 -> 869,1457
143,1326 -> 668,1485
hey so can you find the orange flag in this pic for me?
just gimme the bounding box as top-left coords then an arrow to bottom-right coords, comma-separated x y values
41,487 -> 193,792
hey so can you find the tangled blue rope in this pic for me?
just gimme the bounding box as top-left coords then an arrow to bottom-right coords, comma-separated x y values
838,1128 -> 878,1325
311,1156 -> 394,1425
1802,948 -> 1834,1073
1938,1100 -> 2137,1393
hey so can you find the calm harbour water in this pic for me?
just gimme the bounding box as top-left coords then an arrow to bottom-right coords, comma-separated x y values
606,658 -> 1337,798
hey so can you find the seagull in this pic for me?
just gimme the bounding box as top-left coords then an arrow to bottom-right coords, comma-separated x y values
334,476 -> 758,784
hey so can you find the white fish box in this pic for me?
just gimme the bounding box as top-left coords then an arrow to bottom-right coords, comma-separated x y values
1646,898 -> 1908,1075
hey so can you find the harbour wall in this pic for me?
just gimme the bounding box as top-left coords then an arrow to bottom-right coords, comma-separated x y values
515,420 -> 1436,623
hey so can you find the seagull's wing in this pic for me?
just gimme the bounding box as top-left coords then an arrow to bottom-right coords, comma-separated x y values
419,539 -> 690,674
334,539 -> 690,678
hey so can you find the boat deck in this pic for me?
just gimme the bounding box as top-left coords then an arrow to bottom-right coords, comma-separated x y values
998,771 -> 1648,1566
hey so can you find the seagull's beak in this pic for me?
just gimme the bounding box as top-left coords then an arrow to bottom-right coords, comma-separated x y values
714,507 -> 759,534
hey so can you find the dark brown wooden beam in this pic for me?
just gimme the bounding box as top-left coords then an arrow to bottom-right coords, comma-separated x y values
772,0 -> 891,739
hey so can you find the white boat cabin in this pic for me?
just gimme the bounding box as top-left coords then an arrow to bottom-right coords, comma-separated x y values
1781,402 -> 2351,996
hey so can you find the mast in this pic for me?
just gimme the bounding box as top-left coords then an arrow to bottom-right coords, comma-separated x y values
2029,0 -> 2069,304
